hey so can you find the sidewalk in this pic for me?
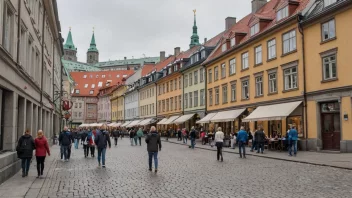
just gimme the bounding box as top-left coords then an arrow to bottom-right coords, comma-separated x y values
165,138 -> 352,170
0,146 -> 60,198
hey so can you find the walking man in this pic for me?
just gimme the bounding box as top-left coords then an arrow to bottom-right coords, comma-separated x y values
215,127 -> 224,161
254,126 -> 265,154
236,126 -> 248,159
112,128 -> 119,146
137,128 -> 144,146
288,125 -> 298,157
59,126 -> 73,162
190,126 -> 196,149
95,124 -> 111,168
145,126 -> 162,173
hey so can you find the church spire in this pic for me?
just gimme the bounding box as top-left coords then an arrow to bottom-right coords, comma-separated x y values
64,27 -> 76,51
88,28 -> 98,52
189,9 -> 200,49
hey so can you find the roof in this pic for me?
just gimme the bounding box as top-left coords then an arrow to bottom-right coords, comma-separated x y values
203,0 -> 310,65
98,85 -> 117,97
155,55 -> 175,72
88,33 -> 98,52
175,45 -> 201,60
141,63 -> 156,77
62,59 -> 101,73
94,57 -> 160,68
63,30 -> 76,51
70,70 -> 135,97
303,0 -> 351,21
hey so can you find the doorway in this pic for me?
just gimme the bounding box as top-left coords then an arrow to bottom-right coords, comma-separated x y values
320,102 -> 340,150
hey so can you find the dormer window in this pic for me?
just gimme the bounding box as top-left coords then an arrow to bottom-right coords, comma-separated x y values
250,23 -> 259,36
230,38 -> 236,47
89,90 -> 94,95
195,54 -> 199,62
277,6 -> 289,21
75,89 -> 80,94
221,43 -> 227,52
168,67 -> 172,74
201,50 -> 206,59
324,0 -> 338,7
174,64 -> 178,72
83,75 -> 87,78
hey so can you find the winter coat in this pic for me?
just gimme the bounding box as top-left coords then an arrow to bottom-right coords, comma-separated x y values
254,130 -> 266,143
288,129 -> 298,141
236,130 -> 248,144
16,134 -> 35,159
129,130 -> 135,138
35,137 -> 50,156
95,130 -> 111,149
137,129 -> 144,138
59,131 -> 73,146
112,130 -> 119,138
190,129 -> 196,139
145,131 -> 162,152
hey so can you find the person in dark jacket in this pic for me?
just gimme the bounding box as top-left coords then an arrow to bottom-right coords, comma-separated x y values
137,128 -> 144,146
16,129 -> 35,177
81,129 -> 90,158
190,126 -> 197,149
129,128 -> 135,146
59,127 -> 73,161
145,126 -> 162,173
236,126 -> 248,159
177,128 -> 182,141
73,130 -> 80,149
95,125 -> 111,168
112,128 -> 119,146
254,126 -> 266,154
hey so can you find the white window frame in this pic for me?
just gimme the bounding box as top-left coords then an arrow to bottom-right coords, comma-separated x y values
184,74 -> 188,87
3,2 -> 15,53
255,76 -> 263,96
255,45 -> 262,65
194,71 -> 198,84
242,52 -> 249,70
229,58 -> 236,75
214,66 -> 219,81
231,83 -> 236,102
242,80 -> 249,99
268,73 -> 277,93
184,93 -> 188,109
201,50 -> 206,59
91,84 -> 95,88
283,30 -> 296,54
250,23 -> 259,36
284,67 -> 298,90
231,38 -> 236,47
200,89 -> 205,106
208,69 -> 212,83
324,0 -> 338,7
189,73 -> 193,86
215,88 -> 219,105
222,85 -> 228,103
277,6 -> 289,21
221,63 -> 226,78
98,82 -> 103,87
75,89 -> 80,94
83,75 -> 87,78
268,39 -> 276,60
322,19 -> 336,41
194,90 -> 198,107
200,68 -> 204,82
221,43 -> 227,52
323,54 -> 337,80
189,92 -> 193,108
84,84 -> 88,88
209,89 -> 213,106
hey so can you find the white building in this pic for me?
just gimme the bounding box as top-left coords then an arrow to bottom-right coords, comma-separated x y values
124,69 -> 142,121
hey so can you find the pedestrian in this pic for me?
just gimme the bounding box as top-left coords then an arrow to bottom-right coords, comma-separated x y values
190,126 -> 196,149
214,127 -> 224,162
34,130 -> 50,178
288,125 -> 298,157
137,128 -> 144,146
119,128 -> 123,140
129,128 -> 135,146
230,132 -> 236,149
236,126 -> 248,159
81,128 -> 89,158
177,128 -> 182,141
88,128 -> 96,157
95,124 -> 111,168
254,126 -> 265,154
145,126 -> 162,173
250,129 -> 257,152
59,126 -> 73,161
134,128 -> 138,145
73,130 -> 80,149
16,129 -> 35,177
112,127 -> 119,146
182,128 -> 188,144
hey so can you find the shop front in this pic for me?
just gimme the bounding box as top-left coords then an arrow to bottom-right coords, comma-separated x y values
197,113 -> 217,132
210,109 -> 246,136
320,101 -> 340,151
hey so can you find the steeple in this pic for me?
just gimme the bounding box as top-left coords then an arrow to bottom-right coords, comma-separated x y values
63,27 -> 77,61
87,27 -> 99,64
189,9 -> 200,49
64,27 -> 76,51
88,28 -> 98,52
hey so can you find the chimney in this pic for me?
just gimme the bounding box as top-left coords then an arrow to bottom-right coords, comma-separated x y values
124,57 -> 127,60
225,17 -> 237,30
252,0 -> 267,13
204,38 -> 207,44
160,51 -> 165,62
174,47 -> 180,57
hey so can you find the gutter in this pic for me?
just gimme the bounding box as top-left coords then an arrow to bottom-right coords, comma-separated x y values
16,0 -> 21,66
40,9 -> 46,108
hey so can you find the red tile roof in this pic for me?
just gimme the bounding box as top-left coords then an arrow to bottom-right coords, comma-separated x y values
155,55 -> 175,72
98,85 -> 117,97
175,45 -> 201,60
203,0 -> 310,65
71,70 -> 135,97
141,63 -> 156,77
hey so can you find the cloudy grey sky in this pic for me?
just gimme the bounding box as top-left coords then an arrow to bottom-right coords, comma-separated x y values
57,0 -> 251,62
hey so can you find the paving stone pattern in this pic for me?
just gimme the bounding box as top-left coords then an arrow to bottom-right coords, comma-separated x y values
26,139 -> 352,197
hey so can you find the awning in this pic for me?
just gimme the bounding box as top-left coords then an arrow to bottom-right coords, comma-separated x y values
163,116 -> 180,125
113,122 -> 122,127
157,118 -> 168,125
196,113 -> 218,124
121,121 -> 131,127
211,109 -> 246,122
126,120 -> 142,127
107,123 -> 115,127
173,114 -> 195,124
242,101 -> 302,122
138,118 -> 155,126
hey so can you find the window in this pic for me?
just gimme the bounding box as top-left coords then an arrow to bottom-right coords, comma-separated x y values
229,58 -> 236,75
284,67 -> 298,90
91,84 -> 95,88
74,103 -> 78,108
231,83 -> 236,102
89,90 -> 94,95
201,50 -> 206,59
255,46 -> 262,65
283,30 -> 296,54
200,68 -> 205,82
194,91 -> 198,107
250,23 -> 259,36
185,75 -> 188,87
166,99 -> 169,111
269,73 -> 277,93
158,101 -> 161,113
98,82 -> 103,87
215,88 -> 219,105
184,93 -> 188,108
324,0 -> 338,7
79,103 -> 82,108
322,19 -> 336,41
221,63 -> 226,78
189,92 -> 193,108
242,80 -> 249,99
200,89 -> 205,106
208,69 -> 212,83
209,89 -> 213,106
189,73 -> 193,86
255,76 -> 263,96
75,89 -> 80,94
221,43 -> 227,52
195,54 -> 199,62
174,80 -> 177,90
84,84 -> 88,88
242,52 -> 249,70
268,39 -> 276,60
222,85 -> 228,103
323,54 -> 337,80
194,71 -> 198,84
166,82 -> 169,92
214,66 -> 219,81
174,96 -> 177,110
231,38 -> 236,47
179,77 -> 182,89
162,100 -> 165,112
277,6 -> 288,21
179,95 -> 182,110
170,98 -> 173,111
170,80 -> 173,91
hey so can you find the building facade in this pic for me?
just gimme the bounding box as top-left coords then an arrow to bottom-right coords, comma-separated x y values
0,0 -> 63,184
124,69 -> 142,121
97,85 -> 116,123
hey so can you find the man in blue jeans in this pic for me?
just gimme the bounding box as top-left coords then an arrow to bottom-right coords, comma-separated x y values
145,126 -> 162,173
236,126 -> 248,159
59,126 -> 73,162
95,124 -> 111,168
288,125 -> 298,157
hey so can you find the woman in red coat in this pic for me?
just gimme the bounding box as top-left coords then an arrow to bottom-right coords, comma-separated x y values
34,130 -> 50,178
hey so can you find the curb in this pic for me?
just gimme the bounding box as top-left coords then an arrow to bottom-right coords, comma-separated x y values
163,140 -> 352,171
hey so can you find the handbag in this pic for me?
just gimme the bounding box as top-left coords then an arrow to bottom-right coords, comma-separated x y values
83,137 -> 88,145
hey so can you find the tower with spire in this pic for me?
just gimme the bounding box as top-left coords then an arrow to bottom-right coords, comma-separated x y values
87,28 -> 99,64
189,9 -> 200,49
63,27 -> 77,61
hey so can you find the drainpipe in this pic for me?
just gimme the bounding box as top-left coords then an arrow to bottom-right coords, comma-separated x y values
16,0 -> 22,66
40,10 -> 46,108
298,14 -> 308,151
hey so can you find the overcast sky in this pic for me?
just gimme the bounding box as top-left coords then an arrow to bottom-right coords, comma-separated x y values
57,0 -> 251,62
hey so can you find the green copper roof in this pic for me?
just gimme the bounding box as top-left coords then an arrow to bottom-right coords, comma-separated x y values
94,57 -> 160,67
63,29 -> 76,51
88,33 -> 99,52
189,11 -> 200,49
62,58 -> 101,73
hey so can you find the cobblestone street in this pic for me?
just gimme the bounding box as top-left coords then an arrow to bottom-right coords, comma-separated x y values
2,138 -> 352,198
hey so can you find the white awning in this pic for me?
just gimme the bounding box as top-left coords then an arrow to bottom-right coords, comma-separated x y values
157,118 -> 168,125
242,101 -> 302,122
211,109 -> 246,122
196,113 -> 218,124
126,120 -> 142,127
113,122 -> 122,127
138,118 -> 154,126
163,116 -> 180,125
173,114 -> 195,124
121,121 -> 131,127
107,123 -> 115,127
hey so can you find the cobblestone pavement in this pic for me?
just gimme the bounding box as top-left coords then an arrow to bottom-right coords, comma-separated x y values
4,138 -> 352,198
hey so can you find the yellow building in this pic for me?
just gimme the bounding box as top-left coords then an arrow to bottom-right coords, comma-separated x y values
110,84 -> 127,122
302,0 -> 352,152
110,91 -> 118,122
203,0 -> 308,147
